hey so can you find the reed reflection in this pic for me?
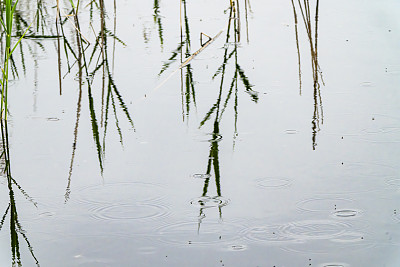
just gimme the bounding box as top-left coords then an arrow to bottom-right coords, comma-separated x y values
194,0 -> 255,229
158,0 -> 198,121
0,120 -> 39,267
197,111 -> 224,230
179,0 -> 197,121
291,0 -> 324,150
153,0 -> 164,50
0,1 -> 53,82
56,2 -> 134,202
200,0 -> 257,141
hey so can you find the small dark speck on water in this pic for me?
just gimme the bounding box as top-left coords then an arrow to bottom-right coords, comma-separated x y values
389,30 -> 391,32
188,241 -> 192,244
346,39 -> 349,42
341,162 -> 344,165
372,117 -> 375,120
341,136 -> 344,139
219,236 -> 222,239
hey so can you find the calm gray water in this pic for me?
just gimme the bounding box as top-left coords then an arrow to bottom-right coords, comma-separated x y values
1,0 -> 400,266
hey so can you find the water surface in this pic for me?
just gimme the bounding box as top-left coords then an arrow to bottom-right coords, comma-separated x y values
1,0 -> 400,266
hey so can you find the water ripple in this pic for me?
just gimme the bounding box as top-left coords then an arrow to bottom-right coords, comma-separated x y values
282,237 -> 373,254
331,209 -> 361,219
385,65 -> 400,74
88,203 -> 170,221
297,197 -> 355,212
241,225 -> 296,243
207,133 -> 223,143
74,182 -> 165,205
319,263 -> 349,267
285,129 -> 298,134
190,196 -> 230,208
362,126 -> 399,135
193,133 -> 223,143
46,117 -> 60,121
359,81 -> 374,87
360,114 -> 400,143
192,173 -> 212,179
385,177 -> 400,190
155,220 -> 246,246
337,162 -> 396,178
330,232 -> 365,243
278,220 -> 352,240
137,246 -> 157,255
316,162 -> 396,194
393,211 -> 400,223
225,244 -> 248,251
255,177 -> 292,189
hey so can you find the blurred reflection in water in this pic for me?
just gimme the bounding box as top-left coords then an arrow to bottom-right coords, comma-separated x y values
192,0 -> 255,229
153,0 -> 164,50
0,3 -> 54,265
291,0 -> 324,150
199,0 -> 257,141
56,2 -> 135,202
179,0 -> 197,122
1,120 -> 39,267
157,0 -> 256,230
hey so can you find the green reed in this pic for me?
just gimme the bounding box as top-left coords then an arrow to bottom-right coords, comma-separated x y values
0,0 -> 32,121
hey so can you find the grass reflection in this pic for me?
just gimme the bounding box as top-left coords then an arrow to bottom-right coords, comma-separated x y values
291,0 -> 324,150
153,0 -> 164,50
158,1 -> 256,227
196,0 -> 255,228
158,0 -> 256,229
56,1 -> 134,201
179,0 -> 197,121
200,0 -> 257,142
1,120 -> 39,267
198,119 -> 223,226
158,0 -> 200,121
1,1 -> 135,201
1,0 -> 55,84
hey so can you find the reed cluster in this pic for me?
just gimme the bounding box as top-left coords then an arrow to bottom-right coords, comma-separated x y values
0,0 -> 31,121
